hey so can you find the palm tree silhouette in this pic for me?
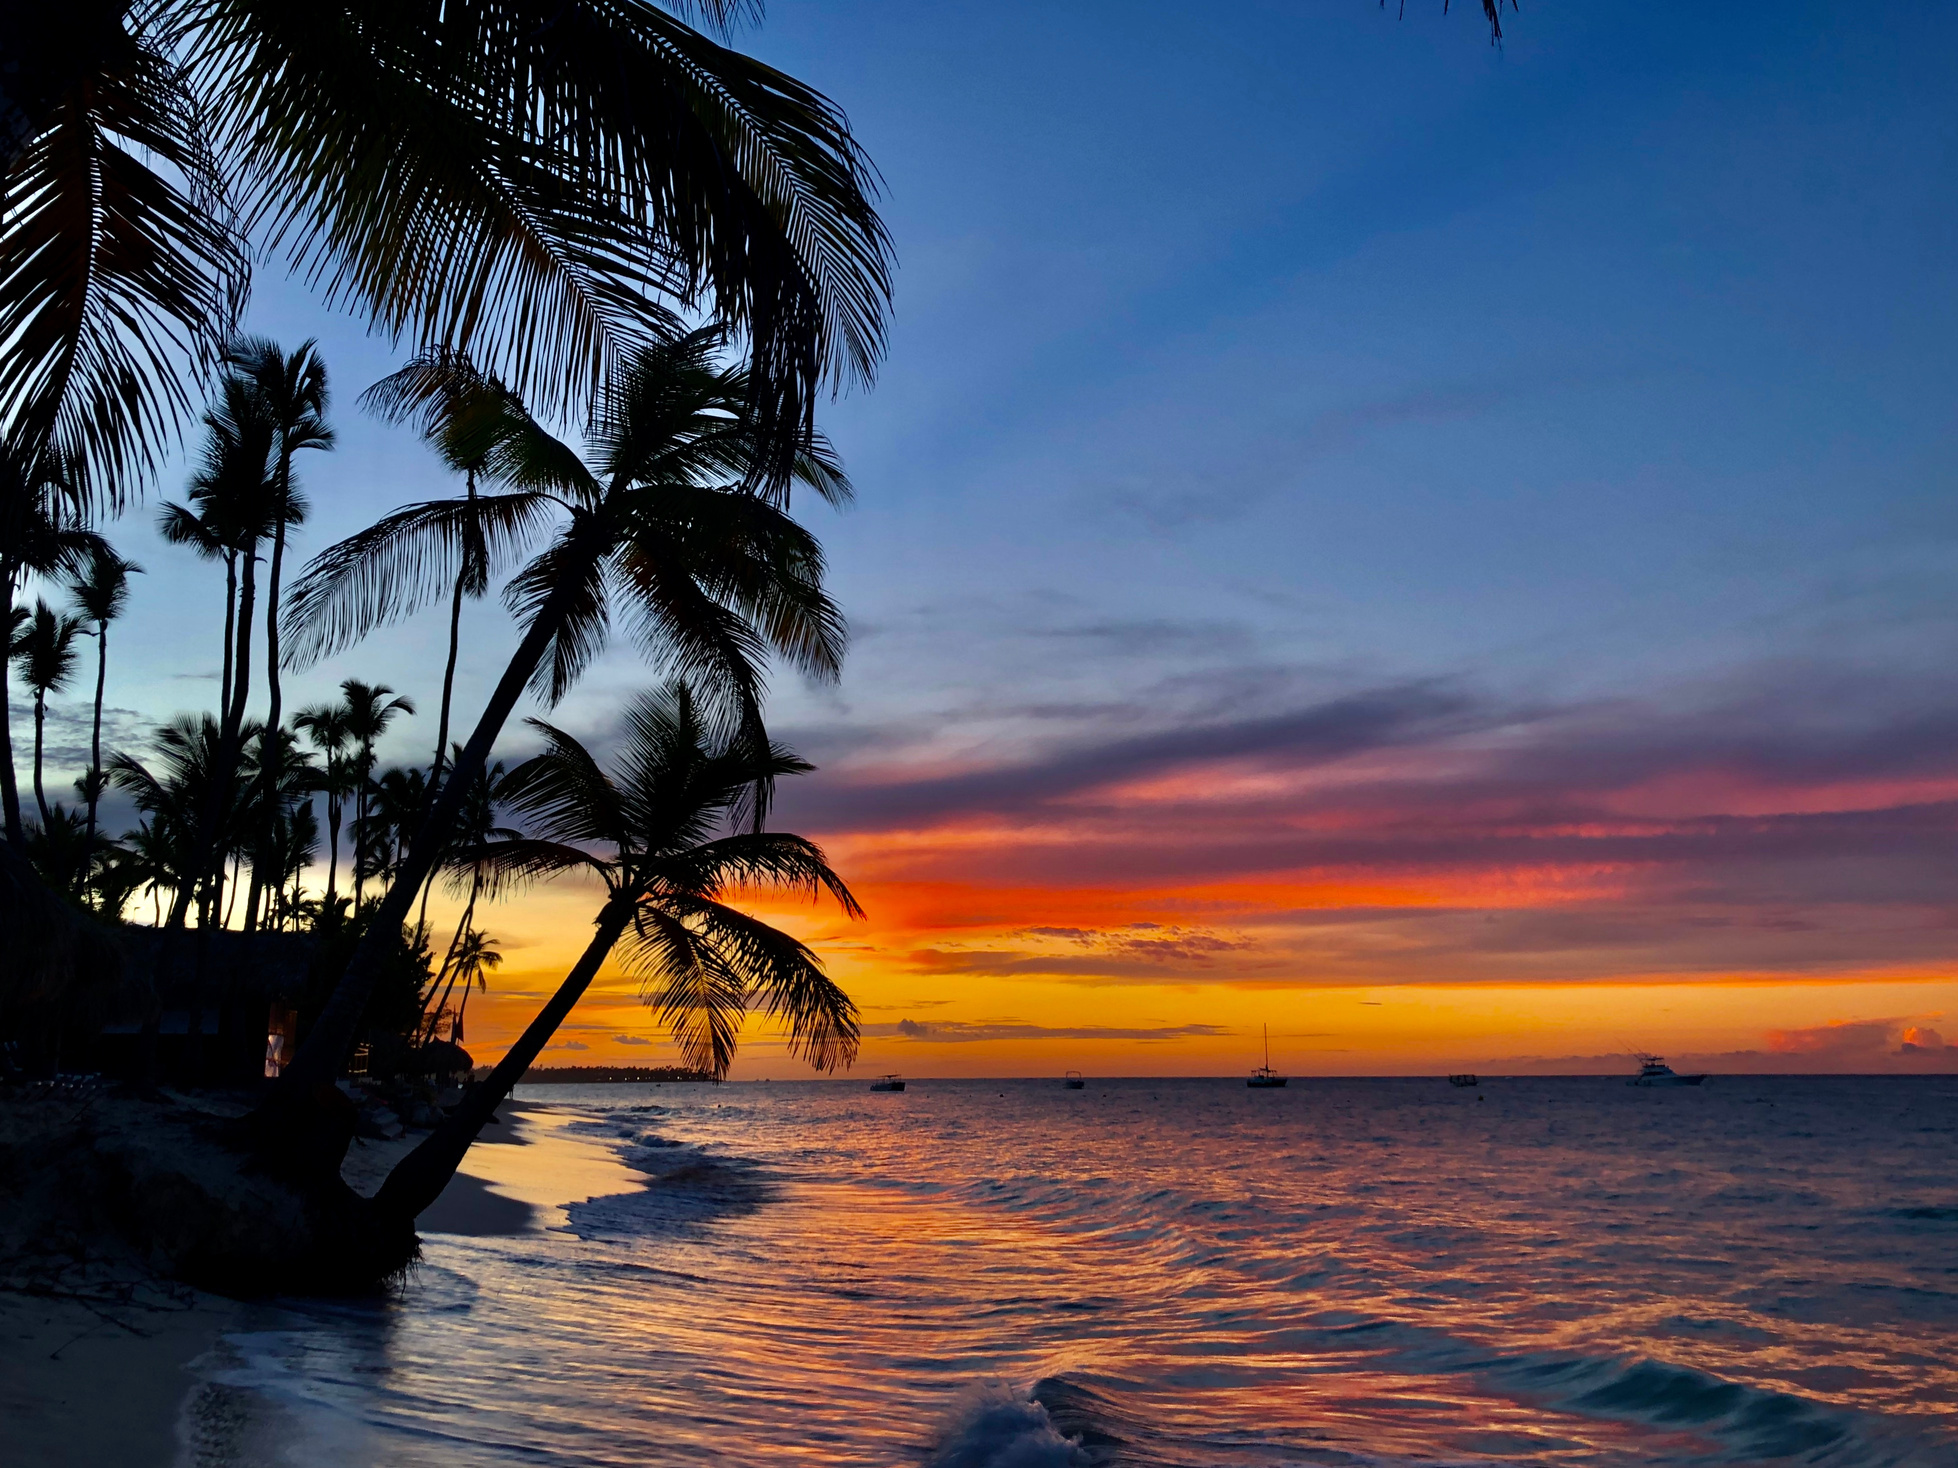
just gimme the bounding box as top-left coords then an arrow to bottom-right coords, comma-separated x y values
10,598 -> 84,830
221,338 -> 331,929
375,680 -> 861,1221
0,451 -> 105,844
291,703 -> 354,907
4,3 -> 893,507
282,332 -> 848,1088
65,544 -> 142,895
111,714 -> 258,928
336,680 -> 416,910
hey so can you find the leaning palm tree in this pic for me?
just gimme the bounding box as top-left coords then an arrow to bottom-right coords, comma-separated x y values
281,332 -> 848,1090
423,927 -> 501,1046
10,599 -> 84,829
374,680 -> 861,1222
4,2 -> 893,514
65,544 -> 143,891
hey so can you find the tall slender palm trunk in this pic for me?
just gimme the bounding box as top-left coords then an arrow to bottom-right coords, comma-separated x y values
280,528 -> 608,1092
376,899 -> 633,1222
220,551 -> 236,714
81,619 -> 107,895
245,513 -> 290,931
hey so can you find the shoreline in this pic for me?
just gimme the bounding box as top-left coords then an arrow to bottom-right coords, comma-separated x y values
1,1102 -> 552,1467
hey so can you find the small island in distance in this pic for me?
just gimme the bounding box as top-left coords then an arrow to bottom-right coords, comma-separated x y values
517,1065 -> 715,1085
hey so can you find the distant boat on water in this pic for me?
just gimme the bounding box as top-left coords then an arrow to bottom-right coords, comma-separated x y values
1627,1054 -> 1705,1088
1448,1074 -> 1479,1088
870,1074 -> 905,1092
1064,1070 -> 1085,1089
1248,1025 -> 1287,1088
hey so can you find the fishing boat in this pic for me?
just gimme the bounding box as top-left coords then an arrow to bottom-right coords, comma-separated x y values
1627,1054 -> 1706,1088
1247,1025 -> 1287,1088
869,1074 -> 906,1092
1064,1070 -> 1085,1089
1448,1074 -> 1478,1088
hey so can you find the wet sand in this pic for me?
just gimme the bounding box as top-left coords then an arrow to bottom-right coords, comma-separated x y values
2,1103 -> 565,1466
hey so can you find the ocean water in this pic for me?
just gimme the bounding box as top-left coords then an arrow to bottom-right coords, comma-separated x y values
186,1076 -> 1958,1467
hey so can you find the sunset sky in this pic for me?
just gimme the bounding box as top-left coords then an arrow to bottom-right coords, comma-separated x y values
30,1 -> 1958,1075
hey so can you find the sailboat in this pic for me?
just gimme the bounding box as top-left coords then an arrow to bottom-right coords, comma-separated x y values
1247,1025 -> 1287,1088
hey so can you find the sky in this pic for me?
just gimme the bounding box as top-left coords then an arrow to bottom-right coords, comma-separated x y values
20,1 -> 1958,1075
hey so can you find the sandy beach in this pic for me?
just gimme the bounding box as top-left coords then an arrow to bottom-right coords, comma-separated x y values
0,1104 -> 558,1467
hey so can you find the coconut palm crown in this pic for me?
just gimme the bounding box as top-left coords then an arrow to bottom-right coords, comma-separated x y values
472,681 -> 861,1077
372,678 -> 859,1222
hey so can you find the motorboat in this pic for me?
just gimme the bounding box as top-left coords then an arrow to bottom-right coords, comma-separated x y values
869,1074 -> 905,1092
1248,1024 -> 1287,1088
1064,1070 -> 1085,1089
1627,1054 -> 1706,1088
1448,1074 -> 1478,1088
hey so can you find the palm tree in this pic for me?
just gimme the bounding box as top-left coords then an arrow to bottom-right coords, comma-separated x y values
215,338 -> 330,927
65,544 -> 142,892
0,450 -> 105,845
10,599 -> 84,830
337,680 -> 416,909
4,2 -> 893,511
111,714 -> 256,928
292,702 -> 354,905
282,333 -> 849,1088
363,765 -> 429,893
420,752 -> 520,1024
373,681 -> 861,1222
424,927 -> 501,1046
358,352 -> 497,796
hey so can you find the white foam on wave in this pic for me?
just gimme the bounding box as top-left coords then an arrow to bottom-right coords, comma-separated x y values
925,1383 -> 1091,1468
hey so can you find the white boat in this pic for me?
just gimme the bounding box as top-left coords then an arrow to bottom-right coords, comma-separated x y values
1627,1054 -> 1706,1088
1063,1070 -> 1085,1089
869,1074 -> 905,1092
1248,1025 -> 1287,1088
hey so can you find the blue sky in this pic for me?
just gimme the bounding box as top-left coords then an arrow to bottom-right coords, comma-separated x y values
23,2 -> 1958,1070
54,1 -> 1954,780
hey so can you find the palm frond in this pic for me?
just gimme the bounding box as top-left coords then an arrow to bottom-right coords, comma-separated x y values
679,897 -> 859,1073
0,21 -> 246,504
620,904 -> 745,1078
282,490 -> 557,667
497,719 -> 631,849
673,831 -> 862,919
448,836 -> 605,899
502,526 -> 615,704
176,0 -> 892,471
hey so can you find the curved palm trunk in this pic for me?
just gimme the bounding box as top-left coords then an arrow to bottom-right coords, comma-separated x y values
80,618 -> 106,895
375,899 -> 633,1223
281,527 -> 608,1092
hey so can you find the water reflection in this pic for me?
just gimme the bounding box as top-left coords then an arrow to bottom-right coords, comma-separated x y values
196,1076 -> 1958,1467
